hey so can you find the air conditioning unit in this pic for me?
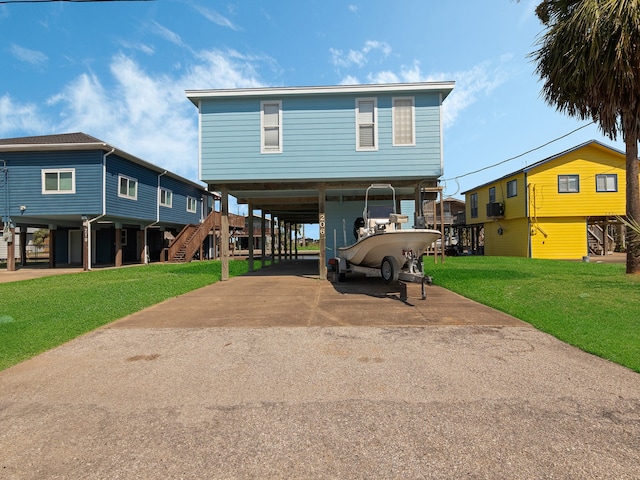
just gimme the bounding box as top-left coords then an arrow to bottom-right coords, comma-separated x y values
486,202 -> 504,218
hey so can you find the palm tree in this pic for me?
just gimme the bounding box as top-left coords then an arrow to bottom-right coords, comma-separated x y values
531,0 -> 640,274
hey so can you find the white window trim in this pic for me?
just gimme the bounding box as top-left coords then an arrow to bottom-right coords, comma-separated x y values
186,196 -> 197,213
42,168 -> 76,194
160,187 -> 173,208
260,100 -> 282,154
356,97 -> 378,151
392,96 -> 415,146
121,229 -> 128,247
558,174 -> 580,193
596,174 -> 618,192
118,174 -> 138,200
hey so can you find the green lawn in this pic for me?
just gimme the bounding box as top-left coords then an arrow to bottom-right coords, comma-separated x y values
0,260 -> 259,371
1,256 -> 639,374
427,256 -> 640,372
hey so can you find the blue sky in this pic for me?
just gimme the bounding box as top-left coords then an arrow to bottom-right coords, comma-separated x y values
0,0 -> 625,235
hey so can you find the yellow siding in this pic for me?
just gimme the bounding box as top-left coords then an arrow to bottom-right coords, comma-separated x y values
484,218 -> 529,256
464,142 -> 635,260
527,143 -> 626,218
530,217 -> 587,259
465,172 -> 527,225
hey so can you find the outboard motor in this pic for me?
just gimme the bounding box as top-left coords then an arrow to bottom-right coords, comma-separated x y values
353,217 -> 365,240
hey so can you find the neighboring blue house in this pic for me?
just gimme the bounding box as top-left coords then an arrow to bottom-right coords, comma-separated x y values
186,82 -> 454,277
0,132 -> 212,271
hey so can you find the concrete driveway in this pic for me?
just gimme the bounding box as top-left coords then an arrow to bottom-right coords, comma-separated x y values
0,259 -> 638,479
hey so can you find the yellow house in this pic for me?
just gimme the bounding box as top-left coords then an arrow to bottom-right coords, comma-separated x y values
462,140 -> 635,260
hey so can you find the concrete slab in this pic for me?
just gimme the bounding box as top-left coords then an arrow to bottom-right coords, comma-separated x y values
1,259 -> 639,479
0,265 -> 84,283
110,259 -> 525,329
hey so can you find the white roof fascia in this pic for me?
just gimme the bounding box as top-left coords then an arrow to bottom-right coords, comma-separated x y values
186,82 -> 455,105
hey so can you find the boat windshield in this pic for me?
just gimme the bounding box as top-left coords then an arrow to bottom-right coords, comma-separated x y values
367,205 -> 394,219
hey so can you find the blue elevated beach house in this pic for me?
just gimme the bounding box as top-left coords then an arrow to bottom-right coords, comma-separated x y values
186,82 -> 454,278
0,133 -> 212,271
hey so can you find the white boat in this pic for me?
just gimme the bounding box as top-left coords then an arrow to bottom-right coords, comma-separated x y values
337,184 -> 441,271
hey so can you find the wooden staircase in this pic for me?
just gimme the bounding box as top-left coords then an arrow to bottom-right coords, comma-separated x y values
164,211 -> 220,263
587,224 -> 615,256
163,211 -> 245,263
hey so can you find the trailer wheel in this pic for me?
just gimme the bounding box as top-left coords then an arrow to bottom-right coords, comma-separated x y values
381,256 -> 399,284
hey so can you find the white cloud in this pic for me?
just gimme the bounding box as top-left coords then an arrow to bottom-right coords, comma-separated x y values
8,44 -> 48,67
188,50 -> 265,89
367,71 -> 399,84
192,4 -> 240,31
345,59 -> 511,130
32,49 -> 270,181
0,95 -> 48,134
330,40 -> 392,70
151,21 -> 188,49
348,5 -> 358,13
118,40 -> 154,56
339,75 -> 360,85
362,40 -> 391,57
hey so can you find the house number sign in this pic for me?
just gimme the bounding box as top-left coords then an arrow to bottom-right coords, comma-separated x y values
319,213 -> 326,237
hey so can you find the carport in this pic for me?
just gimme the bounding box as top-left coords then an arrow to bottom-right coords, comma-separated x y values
215,181 -> 442,281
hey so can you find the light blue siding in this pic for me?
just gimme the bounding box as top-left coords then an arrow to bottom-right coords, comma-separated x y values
200,92 -> 443,183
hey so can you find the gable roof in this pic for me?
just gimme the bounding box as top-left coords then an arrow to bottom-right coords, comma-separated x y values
461,140 -> 625,194
0,132 -> 208,192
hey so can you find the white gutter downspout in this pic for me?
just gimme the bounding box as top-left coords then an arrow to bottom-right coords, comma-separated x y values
144,170 -> 167,264
439,92 -> 445,177
87,147 -> 115,270
1,159 -> 9,228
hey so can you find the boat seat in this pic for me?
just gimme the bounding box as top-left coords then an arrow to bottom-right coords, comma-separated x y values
389,213 -> 409,224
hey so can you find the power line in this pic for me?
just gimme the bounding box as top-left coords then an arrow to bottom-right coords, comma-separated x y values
442,121 -> 596,182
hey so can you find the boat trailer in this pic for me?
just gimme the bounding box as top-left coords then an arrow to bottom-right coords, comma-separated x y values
332,251 -> 433,301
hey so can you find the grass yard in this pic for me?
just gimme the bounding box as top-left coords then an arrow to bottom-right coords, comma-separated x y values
0,260 -> 260,371
1,256 -> 638,374
428,256 -> 640,373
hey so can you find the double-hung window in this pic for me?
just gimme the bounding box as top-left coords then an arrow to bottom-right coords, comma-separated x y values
42,169 -> 75,194
488,187 -> 496,203
470,193 -> 478,218
186,196 -> 197,213
118,175 -> 138,200
596,174 -> 617,192
558,174 -> 579,193
356,98 -> 377,151
507,179 -> 517,198
261,101 -> 282,153
392,97 -> 415,146
160,188 -> 172,207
